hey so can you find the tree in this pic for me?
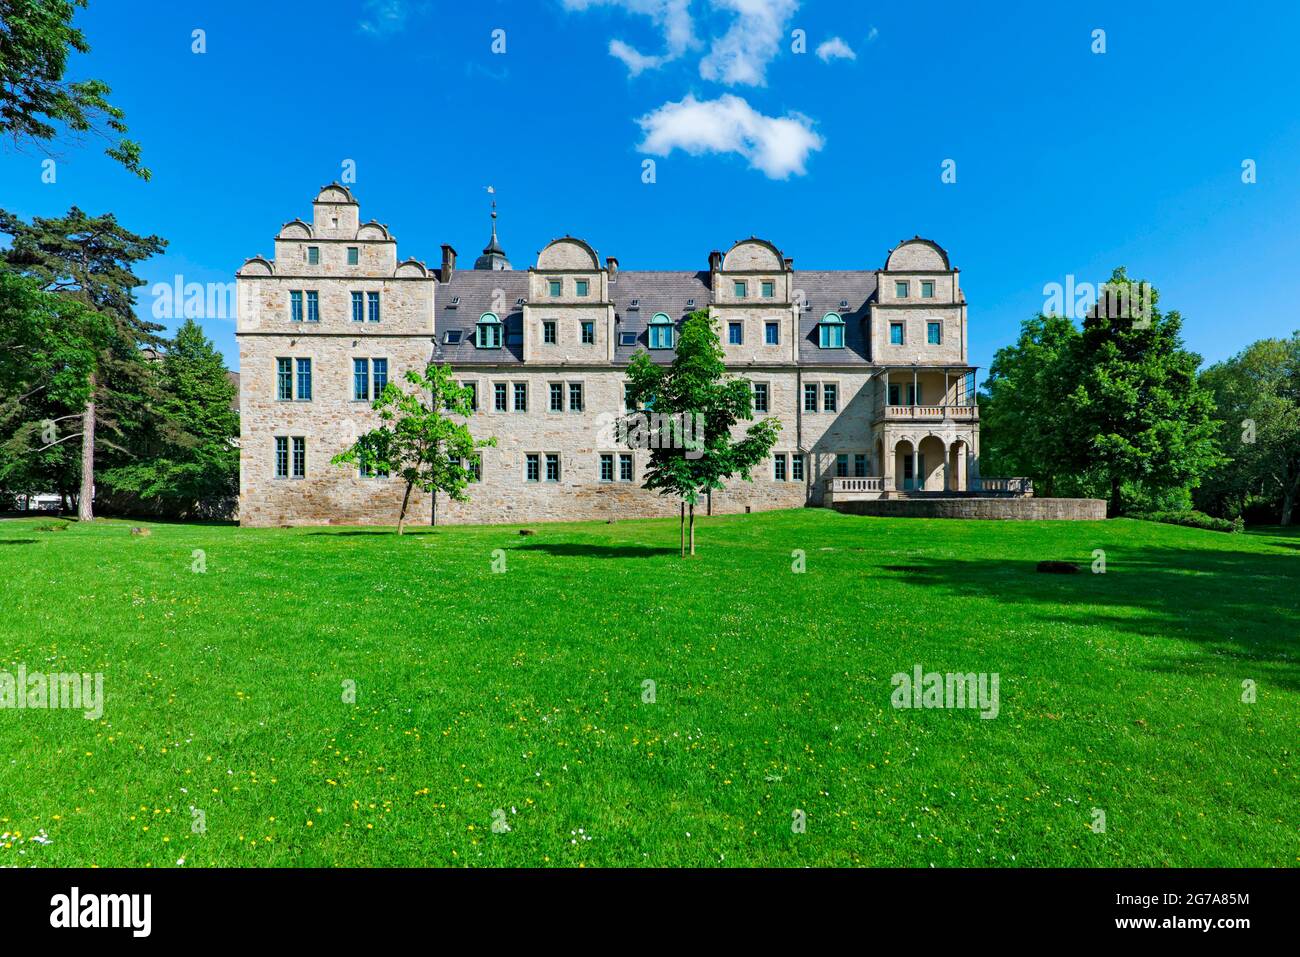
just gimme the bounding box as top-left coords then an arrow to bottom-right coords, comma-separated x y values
331,363 -> 496,534
101,319 -> 238,517
1197,334 -> 1300,524
0,0 -> 149,177
1067,268 -> 1222,515
0,207 -> 167,519
622,310 -> 781,556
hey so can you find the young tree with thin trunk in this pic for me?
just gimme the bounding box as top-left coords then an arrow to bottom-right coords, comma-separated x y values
332,363 -> 495,535
623,310 -> 781,556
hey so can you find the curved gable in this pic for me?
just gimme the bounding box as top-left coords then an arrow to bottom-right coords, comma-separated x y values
315,184 -> 356,205
723,238 -> 784,272
537,237 -> 599,271
885,238 -> 950,271
278,219 -> 312,240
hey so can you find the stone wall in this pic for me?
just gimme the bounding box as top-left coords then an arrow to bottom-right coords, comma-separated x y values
833,497 -> 1107,520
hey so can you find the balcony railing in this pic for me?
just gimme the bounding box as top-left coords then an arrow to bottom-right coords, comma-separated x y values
971,477 -> 1033,496
829,477 -> 884,493
877,404 -> 979,421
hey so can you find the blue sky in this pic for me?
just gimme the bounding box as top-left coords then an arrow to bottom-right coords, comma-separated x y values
2,0 -> 1297,373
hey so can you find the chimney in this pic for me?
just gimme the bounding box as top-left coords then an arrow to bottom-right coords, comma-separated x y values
708,250 -> 723,272
783,257 -> 794,271
440,244 -> 457,283
606,256 -> 618,278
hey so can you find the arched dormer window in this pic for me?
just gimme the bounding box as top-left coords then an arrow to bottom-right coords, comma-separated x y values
648,313 -> 674,350
818,312 -> 845,349
476,313 -> 502,349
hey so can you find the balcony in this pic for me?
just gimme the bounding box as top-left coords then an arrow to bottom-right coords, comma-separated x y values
875,403 -> 979,423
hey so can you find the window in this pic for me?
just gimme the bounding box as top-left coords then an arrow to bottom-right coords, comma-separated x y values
347,247 -> 359,266
649,314 -> 674,349
575,279 -> 589,297
765,322 -> 779,345
803,383 -> 818,412
753,382 -> 769,413
359,461 -> 389,479
600,453 -> 614,482
366,291 -> 380,323
494,383 -> 508,412
372,358 -> 388,394
890,322 -> 905,345
306,291 -> 319,322
819,313 -> 845,349
275,437 -> 289,478
277,358 -> 293,400
774,454 -> 787,481
892,383 -> 920,405
291,437 -> 306,478
921,280 -> 935,298
581,321 -> 595,345
835,454 -> 849,477
895,280 -> 909,298
545,453 -> 561,482
443,330 -> 463,344
927,321 -> 942,345
290,290 -> 303,322
619,453 -> 634,482
791,453 -> 805,482
477,314 -> 503,349
761,280 -> 775,298
549,382 -> 564,412
854,453 -> 868,477
307,247 -> 319,265
734,280 -> 747,297
351,291 -> 364,323
623,384 -> 635,412
548,279 -> 562,297
619,331 -> 638,347
353,359 -> 369,401
568,382 -> 584,412
888,383 -> 901,406
728,322 -> 743,345
513,382 -> 528,412
543,321 -> 557,344
910,383 -> 921,405
467,454 -> 482,483
462,381 -> 477,411
526,453 -> 540,482
823,383 -> 838,412
296,358 -> 312,400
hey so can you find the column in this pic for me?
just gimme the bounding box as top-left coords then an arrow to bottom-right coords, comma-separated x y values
912,447 -> 920,492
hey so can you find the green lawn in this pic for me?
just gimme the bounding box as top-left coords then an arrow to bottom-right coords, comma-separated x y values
0,510 -> 1295,867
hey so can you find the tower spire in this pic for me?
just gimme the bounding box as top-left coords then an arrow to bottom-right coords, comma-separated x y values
474,191 -> 511,270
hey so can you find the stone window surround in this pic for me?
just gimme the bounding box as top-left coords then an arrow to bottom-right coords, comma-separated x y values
350,356 -> 389,403
801,378 -> 841,413
273,434 -> 307,480
752,379 -> 770,414
275,356 -> 313,402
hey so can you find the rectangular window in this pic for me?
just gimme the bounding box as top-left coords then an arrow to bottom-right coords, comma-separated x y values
543,321 -> 557,344
351,291 -> 364,323
290,290 -> 303,322
753,382 -> 769,413
462,381 -> 477,411
619,453 -> 634,482
549,382 -> 564,412
600,453 -> 614,482
347,247 -> 359,266
296,358 -> 312,400
820,324 -> 844,348
774,454 -> 787,482
854,453 -> 868,477
291,437 -> 306,478
910,383 -> 921,405
575,279 -> 589,297
649,325 -> 673,349
568,383 -> 584,412
791,452 -> 805,482
353,358 -> 369,401
468,454 -> 481,483
895,280 -> 909,298
525,453 -> 540,482
823,383 -> 838,412
928,321 -> 942,345
513,382 -> 528,412
581,321 -> 595,344
804,383 -> 818,412
545,453 -> 561,482
306,291 -> 319,323
548,279 -> 562,297
623,384 -> 635,412
367,291 -> 380,323
734,281 -> 746,297
889,383 -> 901,405
761,280 -> 775,298
275,437 -> 289,478
836,454 -> 849,478
494,383 -> 508,412
307,247 -> 319,265
619,331 -> 638,347
277,358 -> 293,400
765,322 -> 779,345
921,280 -> 934,298
728,322 -> 743,345
890,322 -> 905,345
372,358 -> 387,394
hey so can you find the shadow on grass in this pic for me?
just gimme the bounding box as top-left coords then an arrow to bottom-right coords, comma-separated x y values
0,539 -> 36,545
307,529 -> 440,537
874,543 -> 1300,690
516,542 -> 678,559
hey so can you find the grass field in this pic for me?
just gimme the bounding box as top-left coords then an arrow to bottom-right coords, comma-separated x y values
0,510 -> 1295,867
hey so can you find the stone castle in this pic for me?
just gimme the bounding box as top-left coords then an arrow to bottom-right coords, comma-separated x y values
235,184 -> 984,526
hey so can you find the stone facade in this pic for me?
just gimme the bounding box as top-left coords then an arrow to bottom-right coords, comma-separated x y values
236,186 -> 985,527
833,498 -> 1107,521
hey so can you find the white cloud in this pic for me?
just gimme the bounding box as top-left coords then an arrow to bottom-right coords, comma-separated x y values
698,0 -> 799,87
815,36 -> 856,62
563,0 -> 699,76
358,0 -> 419,37
637,93 -> 824,179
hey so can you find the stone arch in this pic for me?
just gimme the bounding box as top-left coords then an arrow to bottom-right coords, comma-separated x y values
315,184 -> 356,205
884,237 -> 950,272
537,236 -> 600,270
357,221 -> 391,241
238,256 -> 274,277
278,219 -> 312,240
722,237 -> 784,272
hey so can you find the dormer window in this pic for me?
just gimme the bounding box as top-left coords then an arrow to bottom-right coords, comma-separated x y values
476,313 -> 503,349
648,313 -> 674,350
818,313 -> 845,349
